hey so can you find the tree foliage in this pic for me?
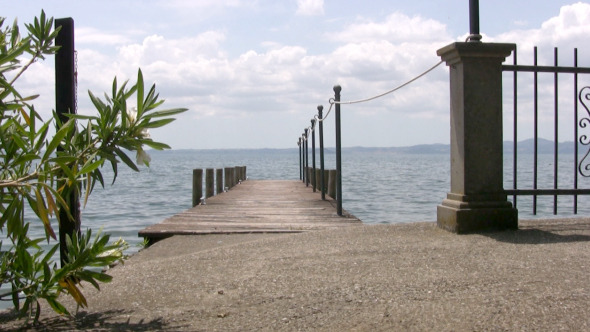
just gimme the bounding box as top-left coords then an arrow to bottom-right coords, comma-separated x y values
0,11 -> 187,323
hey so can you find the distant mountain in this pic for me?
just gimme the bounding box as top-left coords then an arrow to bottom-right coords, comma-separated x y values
167,138 -> 582,154
503,138 -> 578,154
339,138 -> 580,154
340,144 -> 449,154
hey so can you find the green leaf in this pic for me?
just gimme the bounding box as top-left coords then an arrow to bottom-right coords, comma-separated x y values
34,188 -> 56,240
79,158 -> 103,176
42,244 -> 59,265
136,69 -> 144,116
50,155 -> 78,164
114,148 -> 139,172
45,297 -> 70,316
42,119 -> 73,162
142,107 -> 188,119
14,153 -> 40,165
88,90 -> 107,114
140,118 -> 175,129
141,140 -> 171,150
68,114 -> 99,121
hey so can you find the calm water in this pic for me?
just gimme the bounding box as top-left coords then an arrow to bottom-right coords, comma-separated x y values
13,148 -> 590,252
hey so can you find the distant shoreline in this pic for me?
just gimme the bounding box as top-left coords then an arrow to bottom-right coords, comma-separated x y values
163,138 -> 581,154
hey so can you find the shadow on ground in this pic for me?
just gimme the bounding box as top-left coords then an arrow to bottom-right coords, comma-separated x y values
0,309 -> 178,331
485,220 -> 590,244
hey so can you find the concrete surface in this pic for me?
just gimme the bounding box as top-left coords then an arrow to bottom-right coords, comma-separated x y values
1,218 -> 590,331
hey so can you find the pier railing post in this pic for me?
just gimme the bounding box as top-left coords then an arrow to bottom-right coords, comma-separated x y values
318,105 -> 326,200
334,85 -> 343,216
298,138 -> 302,180
304,128 -> 309,187
193,169 -> 203,206
302,133 -> 306,184
311,119 -> 317,192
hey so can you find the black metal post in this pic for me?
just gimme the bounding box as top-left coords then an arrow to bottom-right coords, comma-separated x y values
334,85 -> 343,216
302,133 -> 306,183
318,105 -> 325,200
55,18 -> 80,267
311,119 -> 316,192
304,129 -> 309,187
298,138 -> 302,180
468,0 -> 482,42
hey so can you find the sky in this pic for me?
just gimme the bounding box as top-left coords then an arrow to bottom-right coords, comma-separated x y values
5,1 -> 590,149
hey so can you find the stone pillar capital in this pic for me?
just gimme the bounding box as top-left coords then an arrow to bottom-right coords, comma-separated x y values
437,42 -> 516,66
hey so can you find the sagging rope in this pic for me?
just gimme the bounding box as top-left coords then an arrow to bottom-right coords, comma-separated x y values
301,59 -> 444,140
330,60 -> 444,106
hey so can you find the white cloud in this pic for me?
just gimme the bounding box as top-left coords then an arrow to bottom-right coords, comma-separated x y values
296,0 -> 324,16
331,12 -> 451,44
492,2 -> 590,59
161,0 -> 248,10
76,27 -> 133,46
11,1 -> 590,149
71,6 -> 454,128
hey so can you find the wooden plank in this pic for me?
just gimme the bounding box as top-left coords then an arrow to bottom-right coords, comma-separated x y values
139,180 -> 362,241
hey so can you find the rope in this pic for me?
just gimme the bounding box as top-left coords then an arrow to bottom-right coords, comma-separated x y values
330,60 -> 443,106
301,59 -> 445,139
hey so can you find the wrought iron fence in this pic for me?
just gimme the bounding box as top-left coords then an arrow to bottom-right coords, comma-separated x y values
503,46 -> 590,214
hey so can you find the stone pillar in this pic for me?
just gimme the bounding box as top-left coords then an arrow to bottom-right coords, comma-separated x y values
436,42 -> 518,233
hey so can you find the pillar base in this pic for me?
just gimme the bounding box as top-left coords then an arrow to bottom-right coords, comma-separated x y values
437,194 -> 518,234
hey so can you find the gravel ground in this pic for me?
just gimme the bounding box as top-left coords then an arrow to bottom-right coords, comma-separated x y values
1,218 -> 590,331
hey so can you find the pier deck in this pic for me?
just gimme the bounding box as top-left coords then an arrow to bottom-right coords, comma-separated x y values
138,180 -> 362,242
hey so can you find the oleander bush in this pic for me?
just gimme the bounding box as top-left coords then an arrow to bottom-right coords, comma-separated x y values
0,11 -> 186,323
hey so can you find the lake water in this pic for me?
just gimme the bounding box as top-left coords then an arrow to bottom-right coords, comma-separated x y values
11,148 -> 590,255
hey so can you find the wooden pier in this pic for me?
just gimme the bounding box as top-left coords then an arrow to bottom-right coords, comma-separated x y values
139,180 -> 362,242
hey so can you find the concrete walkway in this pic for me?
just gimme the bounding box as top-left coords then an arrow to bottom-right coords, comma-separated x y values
1,218 -> 590,331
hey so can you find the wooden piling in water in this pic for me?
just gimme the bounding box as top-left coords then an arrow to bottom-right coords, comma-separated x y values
193,166 -> 247,203
328,169 -> 337,199
216,169 -> 223,195
239,166 -> 247,181
192,169 -> 203,207
233,166 -> 240,184
206,168 -> 214,198
224,167 -> 232,189
315,168 -> 321,191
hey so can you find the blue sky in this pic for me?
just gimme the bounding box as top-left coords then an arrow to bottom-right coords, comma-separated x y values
5,1 -> 590,149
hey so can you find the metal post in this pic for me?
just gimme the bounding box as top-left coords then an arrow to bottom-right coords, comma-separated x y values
302,134 -> 306,183
334,85 -> 343,216
318,105 -> 325,200
304,129 -> 309,187
468,0 -> 482,42
298,138 -> 302,180
311,119 -> 316,192
55,18 -> 80,266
